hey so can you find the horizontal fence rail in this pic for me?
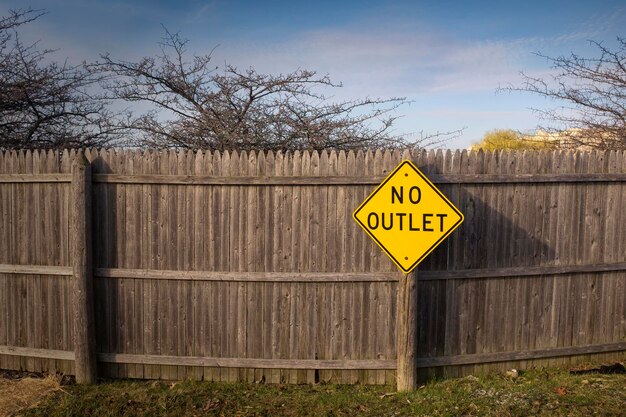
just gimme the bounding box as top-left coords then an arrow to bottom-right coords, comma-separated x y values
94,262 -> 626,281
2,262 -> 626,281
92,173 -> 626,185
4,173 -> 626,185
2,340 -> 624,368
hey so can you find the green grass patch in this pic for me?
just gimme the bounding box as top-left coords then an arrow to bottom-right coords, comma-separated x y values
19,366 -> 626,416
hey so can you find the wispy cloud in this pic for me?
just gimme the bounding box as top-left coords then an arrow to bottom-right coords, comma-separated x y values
217,14 -> 622,101
219,27 -> 531,97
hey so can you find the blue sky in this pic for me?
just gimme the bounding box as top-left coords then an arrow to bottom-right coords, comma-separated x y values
2,0 -> 624,148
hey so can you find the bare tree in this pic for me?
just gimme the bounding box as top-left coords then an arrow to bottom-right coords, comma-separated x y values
94,29 -> 455,151
501,38 -> 626,149
0,8 -> 120,149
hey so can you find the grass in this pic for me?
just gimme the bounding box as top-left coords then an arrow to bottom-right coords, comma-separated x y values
10,364 -> 626,417
0,373 -> 63,417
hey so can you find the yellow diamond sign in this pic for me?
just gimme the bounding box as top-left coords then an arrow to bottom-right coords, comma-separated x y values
353,159 -> 464,274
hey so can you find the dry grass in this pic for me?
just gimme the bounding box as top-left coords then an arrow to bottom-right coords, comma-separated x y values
0,374 -> 62,417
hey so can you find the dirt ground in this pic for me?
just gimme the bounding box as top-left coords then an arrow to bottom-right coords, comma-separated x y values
0,371 -> 63,417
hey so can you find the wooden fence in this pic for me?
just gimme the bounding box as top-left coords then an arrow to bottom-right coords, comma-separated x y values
0,148 -> 625,385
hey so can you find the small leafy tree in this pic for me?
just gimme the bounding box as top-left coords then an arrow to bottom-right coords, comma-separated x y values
470,129 -> 556,151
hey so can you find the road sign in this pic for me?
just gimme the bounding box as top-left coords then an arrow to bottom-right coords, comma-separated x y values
353,159 -> 464,274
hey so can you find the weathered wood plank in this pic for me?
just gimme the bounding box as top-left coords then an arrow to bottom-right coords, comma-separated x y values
415,341 -> 626,367
142,150 -> 159,380
97,353 -> 396,369
0,345 -> 75,360
91,172 -> 626,185
0,174 -> 72,182
60,262 -> 626,283
396,272 -> 418,391
0,265 -> 72,275
71,151 -> 97,383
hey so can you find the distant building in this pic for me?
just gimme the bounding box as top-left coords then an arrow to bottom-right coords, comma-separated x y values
524,129 -> 622,150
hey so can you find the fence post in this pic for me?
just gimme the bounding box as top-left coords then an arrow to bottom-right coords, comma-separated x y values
71,150 -> 97,383
396,271 -> 418,391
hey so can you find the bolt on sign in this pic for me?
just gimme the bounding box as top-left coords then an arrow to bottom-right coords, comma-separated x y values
353,160 -> 464,274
